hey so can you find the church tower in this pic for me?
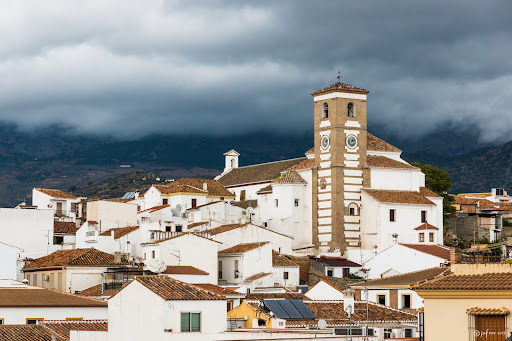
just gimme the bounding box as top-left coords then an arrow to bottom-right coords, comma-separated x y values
311,82 -> 370,254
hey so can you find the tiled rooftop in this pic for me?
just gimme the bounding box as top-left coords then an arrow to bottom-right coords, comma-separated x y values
272,171 -> 307,185
244,272 -> 272,282
53,221 -> 78,235
135,276 -> 225,300
24,248 -> 130,270
40,320 -> 108,340
413,272 -> 512,290
153,178 -> 234,198
367,155 -> 417,170
351,267 -> 449,288
311,82 -> 369,95
35,188 -> 76,199
0,288 -> 107,307
0,325 -> 66,341
191,283 -> 243,297
420,187 -> 442,198
80,282 -> 128,297
162,266 -> 209,275
362,189 -> 434,205
272,250 -> 299,267
219,242 -> 269,255
414,222 -> 439,230
400,243 -> 451,261
100,226 -> 139,239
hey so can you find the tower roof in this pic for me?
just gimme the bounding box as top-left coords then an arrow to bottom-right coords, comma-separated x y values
311,82 -> 369,96
223,149 -> 240,156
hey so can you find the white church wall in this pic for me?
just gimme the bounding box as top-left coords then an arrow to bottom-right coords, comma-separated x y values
370,168 -> 424,191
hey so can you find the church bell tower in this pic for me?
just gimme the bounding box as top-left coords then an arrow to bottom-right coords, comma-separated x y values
311,82 -> 370,254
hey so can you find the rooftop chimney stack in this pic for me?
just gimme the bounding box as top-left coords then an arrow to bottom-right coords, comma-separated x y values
450,246 -> 462,264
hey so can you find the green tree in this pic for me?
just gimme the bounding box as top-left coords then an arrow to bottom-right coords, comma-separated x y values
411,162 -> 456,222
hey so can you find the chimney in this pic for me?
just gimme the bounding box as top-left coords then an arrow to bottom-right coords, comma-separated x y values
203,181 -> 208,192
450,246 -> 461,264
114,252 -> 122,264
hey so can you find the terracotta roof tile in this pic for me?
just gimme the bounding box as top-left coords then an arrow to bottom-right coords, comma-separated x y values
272,250 -> 299,267
53,221 -> 78,235
308,272 -> 361,291
40,320 -> 108,340
414,222 -> 439,230
367,133 -> 402,153
420,187 -> 442,198
0,325 -> 66,341
400,244 -> 451,261
245,292 -> 307,300
367,155 -> 417,170
35,188 -> 77,199
413,272 -> 512,290
186,201 -> 222,211
272,171 -> 307,184
154,178 -> 234,198
244,272 -> 272,282
207,224 -> 245,235
286,158 -> 316,171
363,189 -> 434,205
217,158 -> 306,187
219,242 -> 269,255
187,221 -> 209,229
162,266 -> 209,275
80,283 -> 128,297
351,267 -> 449,287
312,82 -> 369,95
256,185 -> 273,195
141,232 -> 221,245
135,276 -> 225,300
311,256 -> 361,267
191,284 -> 243,297
24,248 -> 130,270
232,199 -> 258,209
0,288 -> 107,307
452,196 -> 498,209
138,205 -> 170,214
466,307 -> 510,315
99,226 -> 139,239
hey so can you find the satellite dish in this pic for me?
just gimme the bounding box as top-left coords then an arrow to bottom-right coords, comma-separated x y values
175,204 -> 182,211
144,259 -> 167,274
318,319 -> 327,330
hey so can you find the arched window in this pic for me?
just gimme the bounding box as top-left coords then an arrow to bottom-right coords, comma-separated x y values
348,203 -> 358,216
348,102 -> 355,117
322,103 -> 328,119
230,159 -> 234,167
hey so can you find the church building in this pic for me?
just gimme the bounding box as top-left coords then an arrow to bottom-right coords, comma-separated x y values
216,82 -> 443,257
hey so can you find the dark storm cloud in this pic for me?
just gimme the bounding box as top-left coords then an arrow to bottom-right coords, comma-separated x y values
0,0 -> 511,141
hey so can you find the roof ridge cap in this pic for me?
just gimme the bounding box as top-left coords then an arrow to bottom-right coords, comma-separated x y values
233,157 -> 306,170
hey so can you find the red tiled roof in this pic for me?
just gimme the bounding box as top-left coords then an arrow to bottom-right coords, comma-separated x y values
54,221 -> 78,235
367,133 -> 402,153
311,82 -> 369,95
186,201 -> 222,211
244,272 -> 272,282
0,325 -> 66,341
420,187 -> 442,198
256,185 -> 273,194
187,221 -> 209,229
99,226 -> 139,239
0,288 -> 107,307
467,307 -> 510,315
363,189 -> 434,205
162,266 -> 209,275
207,224 -> 245,235
191,284 -> 243,297
135,276 -> 225,300
154,178 -> 234,198
138,205 -> 170,214
219,242 -> 269,255
80,283 -> 128,297
40,320 -> 108,340
351,267 -> 449,288
272,250 -> 299,267
310,256 -> 361,267
400,244 -> 451,261
367,155 -> 417,170
272,171 -> 307,184
35,188 -> 76,199
413,272 -> 512,290
24,248 -> 130,270
414,222 -> 439,230
141,232 -> 221,245
232,199 -> 258,209
286,158 -> 316,171
245,292 -> 307,300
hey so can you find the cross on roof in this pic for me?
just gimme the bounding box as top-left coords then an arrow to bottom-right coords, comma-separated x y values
337,70 -> 342,82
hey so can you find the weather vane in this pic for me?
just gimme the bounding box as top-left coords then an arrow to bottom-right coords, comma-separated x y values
337,70 -> 342,83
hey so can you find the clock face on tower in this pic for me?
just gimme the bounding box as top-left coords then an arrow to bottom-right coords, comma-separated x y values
321,135 -> 330,150
346,135 -> 358,149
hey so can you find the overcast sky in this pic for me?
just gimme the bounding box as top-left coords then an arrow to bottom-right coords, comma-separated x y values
1,0 -> 511,142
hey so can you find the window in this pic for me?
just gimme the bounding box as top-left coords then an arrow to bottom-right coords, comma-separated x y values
349,207 -> 355,216
218,261 -> 223,279
419,233 -> 425,242
343,268 -> 350,278
234,260 -> 239,278
402,294 -> 411,309
240,190 -> 246,201
275,199 -> 279,208
283,272 -> 289,280
263,222 -> 268,227
347,102 -> 355,117
191,199 -> 197,208
421,210 -> 427,223
33,274 -> 37,286
50,273 -> 55,289
227,301 -> 233,311
389,209 -> 396,222
165,226 -> 171,232
176,225 -> 183,232
53,236 -> 64,245
322,102 -> 328,118
162,198 -> 168,205
384,328 -> 392,338
26,318 -> 44,325
429,233 -> 434,242
496,188 -> 504,196
327,269 -> 333,277
58,272 -> 62,291
294,199 -> 299,207
152,251 -> 156,259
469,314 -> 506,341
230,159 -> 235,167
144,253 -> 146,260
181,312 -> 201,332
257,318 -> 266,326
26,274 -> 30,284
404,329 -> 412,337
0,319 -> 3,325
377,294 -> 386,305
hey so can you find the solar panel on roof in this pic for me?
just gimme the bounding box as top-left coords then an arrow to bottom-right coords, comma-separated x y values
276,300 -> 303,319
121,192 -> 136,200
290,299 -> 316,320
262,300 -> 290,319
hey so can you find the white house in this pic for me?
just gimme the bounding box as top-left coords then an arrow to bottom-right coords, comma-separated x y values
107,276 -> 227,340
86,200 -> 138,231
271,250 -> 299,288
76,223 -> 140,257
305,279 -> 345,301
0,242 -> 23,280
32,188 -> 80,221
186,201 -> 249,228
53,221 -> 78,250
190,283 -> 246,311
0,279 -> 107,324
360,243 -> 451,280
309,256 -> 362,278
350,267 -> 449,310
141,232 -> 221,284
22,248 -> 131,293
